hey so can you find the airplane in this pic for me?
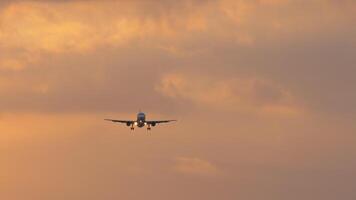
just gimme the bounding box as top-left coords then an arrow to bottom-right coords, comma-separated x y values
105,112 -> 176,130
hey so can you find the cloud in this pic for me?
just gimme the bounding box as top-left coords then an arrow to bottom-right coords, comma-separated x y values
0,0 -> 354,115
0,1 -> 210,54
1,1 -> 356,199
174,157 -> 219,176
156,73 -> 302,116
1,0 -> 354,70
1,2 -> 135,53
0,1 -> 211,73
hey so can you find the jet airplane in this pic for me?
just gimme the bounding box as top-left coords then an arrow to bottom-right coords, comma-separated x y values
105,112 -> 176,130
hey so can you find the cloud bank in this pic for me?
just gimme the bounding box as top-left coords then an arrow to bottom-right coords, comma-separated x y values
1,1 -> 356,200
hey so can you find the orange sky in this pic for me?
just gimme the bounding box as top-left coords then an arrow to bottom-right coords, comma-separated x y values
1,1 -> 356,199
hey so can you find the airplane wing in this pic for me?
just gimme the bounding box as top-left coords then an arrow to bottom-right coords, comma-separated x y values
146,120 -> 177,125
104,119 -> 134,125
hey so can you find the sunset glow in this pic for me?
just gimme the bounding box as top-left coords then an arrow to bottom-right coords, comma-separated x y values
1,1 -> 356,199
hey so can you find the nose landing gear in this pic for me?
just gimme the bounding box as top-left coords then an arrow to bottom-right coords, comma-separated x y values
147,124 -> 151,131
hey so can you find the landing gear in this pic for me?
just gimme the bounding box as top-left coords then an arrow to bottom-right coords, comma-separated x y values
147,124 -> 151,131
131,127 -> 134,130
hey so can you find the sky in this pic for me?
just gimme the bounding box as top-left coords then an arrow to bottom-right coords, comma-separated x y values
1,0 -> 356,199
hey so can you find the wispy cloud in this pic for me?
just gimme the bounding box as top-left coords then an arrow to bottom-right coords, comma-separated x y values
174,157 -> 219,176
156,73 -> 303,116
0,1 -> 209,54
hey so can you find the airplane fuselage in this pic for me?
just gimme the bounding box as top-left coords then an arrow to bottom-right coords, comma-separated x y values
136,112 -> 146,128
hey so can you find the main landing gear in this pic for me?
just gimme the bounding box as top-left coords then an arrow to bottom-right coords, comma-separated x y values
147,124 -> 151,131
